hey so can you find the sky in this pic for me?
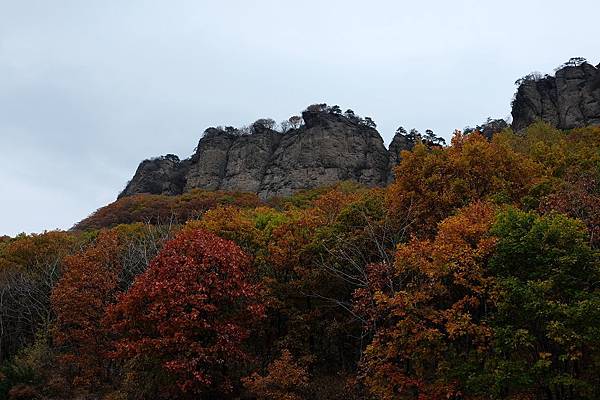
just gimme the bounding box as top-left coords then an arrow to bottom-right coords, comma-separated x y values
1,0 -> 598,236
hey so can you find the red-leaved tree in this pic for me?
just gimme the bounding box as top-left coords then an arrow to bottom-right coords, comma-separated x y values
106,228 -> 264,398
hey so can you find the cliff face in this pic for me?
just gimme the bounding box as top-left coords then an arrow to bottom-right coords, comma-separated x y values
119,61 -> 600,199
120,110 -> 412,199
119,154 -> 189,197
386,132 -> 414,184
258,111 -> 390,198
512,62 -> 600,131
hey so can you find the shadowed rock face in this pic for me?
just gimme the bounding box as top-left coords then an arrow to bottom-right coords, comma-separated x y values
120,110 -> 413,199
119,155 -> 189,199
386,132 -> 414,184
512,63 -> 600,131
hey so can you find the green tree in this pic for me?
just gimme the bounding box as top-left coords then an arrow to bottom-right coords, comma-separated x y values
485,209 -> 600,399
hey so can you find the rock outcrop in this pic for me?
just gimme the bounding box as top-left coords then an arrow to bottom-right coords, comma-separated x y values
258,111 -> 390,198
119,154 -> 189,198
512,62 -> 600,131
220,128 -> 282,193
120,109 -> 413,199
386,130 -> 414,184
120,61 -> 600,200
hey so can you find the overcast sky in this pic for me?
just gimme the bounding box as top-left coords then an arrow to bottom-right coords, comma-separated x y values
1,0 -> 598,236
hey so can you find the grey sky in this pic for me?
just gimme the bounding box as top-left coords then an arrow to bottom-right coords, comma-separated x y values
1,0 -> 598,236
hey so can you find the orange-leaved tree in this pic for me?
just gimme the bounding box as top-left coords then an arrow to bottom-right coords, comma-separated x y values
106,228 -> 264,398
243,349 -> 310,400
387,131 -> 539,238
50,230 -> 122,390
356,201 -> 497,399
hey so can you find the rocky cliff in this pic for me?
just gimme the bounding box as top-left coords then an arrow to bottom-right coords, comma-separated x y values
512,61 -> 600,131
120,108 -> 413,199
123,59 -> 599,200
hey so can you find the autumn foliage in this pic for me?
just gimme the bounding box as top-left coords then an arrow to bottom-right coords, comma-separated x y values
51,231 -> 122,389
106,228 -> 264,398
0,231 -> 78,360
1,124 -> 600,399
387,131 -> 539,237
74,189 -> 262,231
243,349 -> 310,400
356,202 -> 497,399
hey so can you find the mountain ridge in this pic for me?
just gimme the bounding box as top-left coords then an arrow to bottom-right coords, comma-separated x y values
119,107 -> 413,199
120,59 -> 600,200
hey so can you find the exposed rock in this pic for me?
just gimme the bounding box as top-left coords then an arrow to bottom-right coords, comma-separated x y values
258,111 -> 389,198
465,118 -> 509,140
120,109 -> 393,199
386,130 -> 414,184
221,130 -> 281,193
119,155 -> 188,198
183,128 -> 238,191
512,62 -> 600,131
120,62 -> 600,200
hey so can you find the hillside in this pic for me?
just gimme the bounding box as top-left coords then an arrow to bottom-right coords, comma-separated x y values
1,60 -> 600,400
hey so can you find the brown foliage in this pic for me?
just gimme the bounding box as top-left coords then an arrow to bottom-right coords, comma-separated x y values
357,202 -> 497,399
387,132 -> 539,237
50,231 -> 122,389
74,189 -> 262,230
243,349 -> 309,400
7,384 -> 38,400
0,231 -> 79,361
540,173 -> 600,248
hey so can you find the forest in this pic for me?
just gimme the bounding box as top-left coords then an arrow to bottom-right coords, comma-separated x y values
1,122 -> 599,400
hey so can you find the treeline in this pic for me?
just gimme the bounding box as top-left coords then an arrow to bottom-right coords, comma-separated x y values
514,57 -> 592,86
202,103 -> 380,137
1,122 -> 599,399
74,190 -> 262,231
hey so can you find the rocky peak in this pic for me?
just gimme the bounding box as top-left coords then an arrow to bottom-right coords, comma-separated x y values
120,104 -> 398,200
301,109 -> 330,128
119,155 -> 188,199
511,60 -> 600,131
258,109 -> 388,198
300,109 -> 350,129
465,118 -> 509,140
386,129 -> 415,183
202,127 -> 231,139
118,61 -> 600,200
